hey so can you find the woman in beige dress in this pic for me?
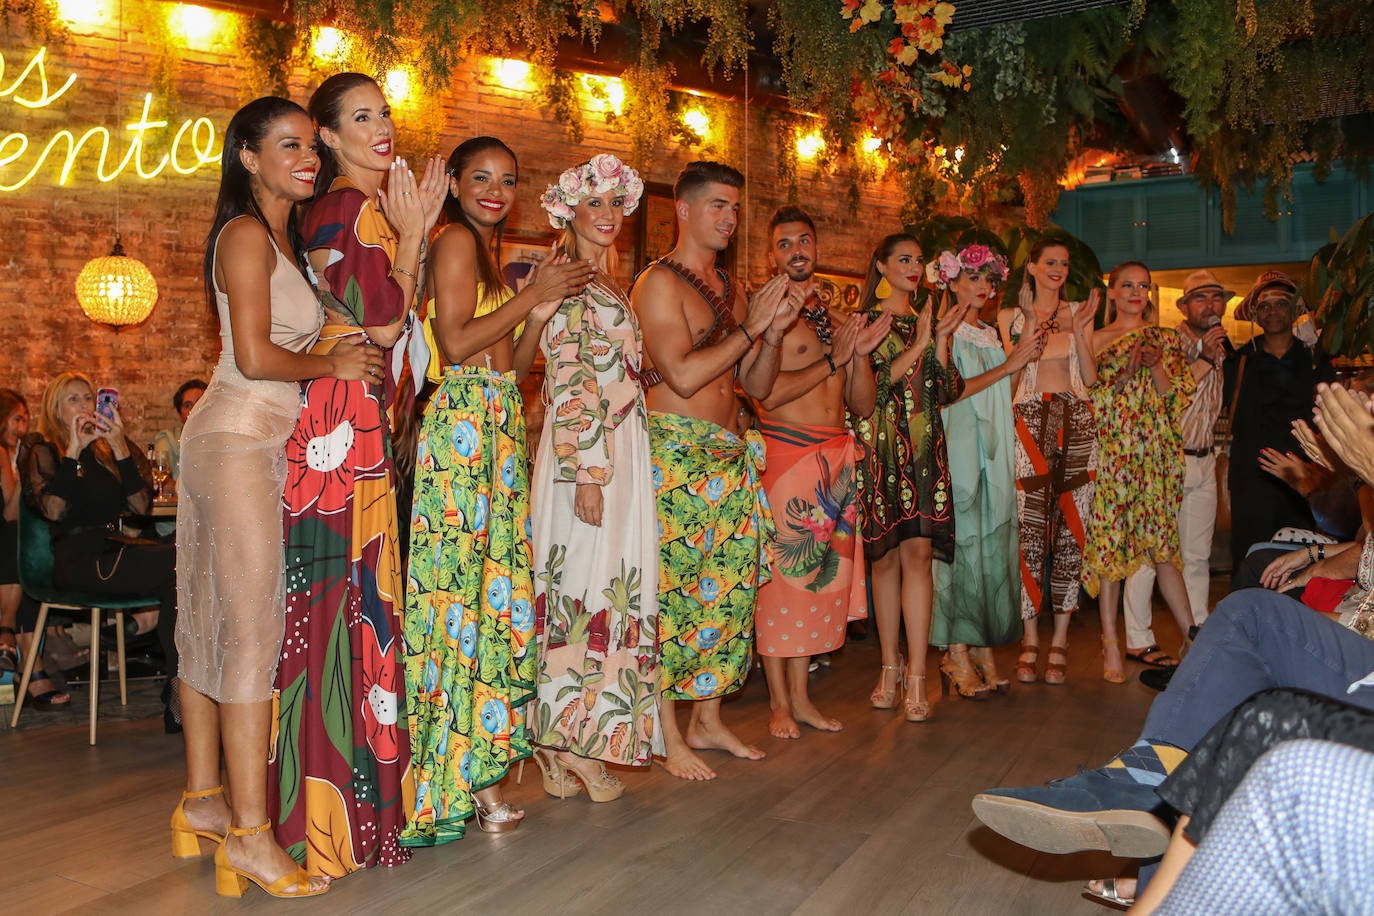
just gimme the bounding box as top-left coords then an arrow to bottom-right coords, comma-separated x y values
169,97 -> 380,900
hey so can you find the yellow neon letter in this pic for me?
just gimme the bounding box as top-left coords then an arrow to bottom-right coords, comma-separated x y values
124,93 -> 170,179
0,47 -> 79,108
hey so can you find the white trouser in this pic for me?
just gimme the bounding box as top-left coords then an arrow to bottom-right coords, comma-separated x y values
1123,452 -> 1217,648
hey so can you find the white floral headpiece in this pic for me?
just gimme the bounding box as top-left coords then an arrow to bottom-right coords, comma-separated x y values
925,243 -> 1009,288
539,153 -> 645,229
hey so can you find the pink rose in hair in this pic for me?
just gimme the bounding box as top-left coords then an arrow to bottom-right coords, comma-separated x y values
937,250 -> 962,284
961,244 -> 992,269
594,154 -> 622,178
559,170 -> 584,195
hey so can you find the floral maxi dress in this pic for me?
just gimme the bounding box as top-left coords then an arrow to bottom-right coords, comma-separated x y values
530,279 -> 663,765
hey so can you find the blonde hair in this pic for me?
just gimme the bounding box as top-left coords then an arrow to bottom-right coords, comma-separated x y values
40,372 -> 118,475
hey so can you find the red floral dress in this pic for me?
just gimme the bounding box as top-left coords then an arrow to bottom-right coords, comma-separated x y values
268,178 -> 414,877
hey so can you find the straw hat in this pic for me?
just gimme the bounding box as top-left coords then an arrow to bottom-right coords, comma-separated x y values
1176,269 -> 1236,307
1235,270 -> 1305,322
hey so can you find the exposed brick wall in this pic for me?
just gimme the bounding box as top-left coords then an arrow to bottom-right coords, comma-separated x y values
0,3 -> 908,443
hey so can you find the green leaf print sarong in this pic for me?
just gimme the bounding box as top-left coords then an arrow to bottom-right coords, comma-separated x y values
649,411 -> 775,701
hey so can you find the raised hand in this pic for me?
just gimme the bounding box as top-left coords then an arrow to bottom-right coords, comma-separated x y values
1257,447 -> 1323,497
67,410 -> 103,458
854,310 -> 894,358
1200,325 -> 1228,363
377,158 -> 430,243
935,298 -> 970,340
829,313 -> 861,367
743,275 -> 791,340
1313,383 -> 1374,485
527,250 -> 596,311
1074,290 -> 1101,333
1292,418 -> 1339,472
768,284 -> 803,338
909,304 -> 933,354
415,155 -> 448,234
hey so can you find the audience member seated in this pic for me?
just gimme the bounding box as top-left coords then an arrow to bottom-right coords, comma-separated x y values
0,387 -> 28,674
1223,271 -> 1335,581
969,379 -> 1374,902
21,371 -> 179,724
151,378 -> 206,483
1134,690 -> 1374,913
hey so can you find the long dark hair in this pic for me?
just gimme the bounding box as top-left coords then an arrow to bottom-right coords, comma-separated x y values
442,137 -> 517,298
309,72 -> 379,200
859,232 -> 920,309
202,96 -> 312,313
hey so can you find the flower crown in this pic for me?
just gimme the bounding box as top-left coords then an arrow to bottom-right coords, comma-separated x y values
925,243 -> 1009,287
539,154 -> 645,229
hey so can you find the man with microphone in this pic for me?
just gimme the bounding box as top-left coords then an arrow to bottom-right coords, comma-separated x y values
1122,270 -> 1233,671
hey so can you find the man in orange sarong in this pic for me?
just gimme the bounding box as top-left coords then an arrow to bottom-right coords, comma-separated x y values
753,206 -> 889,738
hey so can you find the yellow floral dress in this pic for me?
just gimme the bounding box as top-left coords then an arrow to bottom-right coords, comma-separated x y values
1081,325 -> 1196,594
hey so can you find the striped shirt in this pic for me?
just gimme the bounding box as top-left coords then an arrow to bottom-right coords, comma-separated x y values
1175,322 -> 1225,452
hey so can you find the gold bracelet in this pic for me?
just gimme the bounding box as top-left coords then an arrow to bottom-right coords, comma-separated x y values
391,265 -> 416,281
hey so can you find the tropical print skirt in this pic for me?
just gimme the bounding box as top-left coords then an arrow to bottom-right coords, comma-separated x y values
400,367 -> 535,847
531,405 -> 663,765
755,420 -> 866,658
271,376 -> 413,877
649,411 -> 774,701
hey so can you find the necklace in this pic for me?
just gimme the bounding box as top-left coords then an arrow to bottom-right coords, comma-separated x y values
1037,303 -> 1063,334
799,304 -> 834,346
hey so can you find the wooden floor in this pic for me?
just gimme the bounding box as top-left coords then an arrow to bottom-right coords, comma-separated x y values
3,614 -> 1159,916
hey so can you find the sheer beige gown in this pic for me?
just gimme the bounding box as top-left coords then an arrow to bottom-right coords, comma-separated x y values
175,221 -> 323,703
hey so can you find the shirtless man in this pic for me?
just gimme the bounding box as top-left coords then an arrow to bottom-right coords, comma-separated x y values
631,161 -> 800,780
996,239 -> 1100,686
753,206 -> 889,739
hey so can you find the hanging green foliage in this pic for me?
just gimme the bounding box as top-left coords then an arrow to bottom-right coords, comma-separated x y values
1310,212 -> 1374,358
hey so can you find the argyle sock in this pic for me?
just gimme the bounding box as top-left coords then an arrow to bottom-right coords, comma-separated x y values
1100,739 -> 1188,787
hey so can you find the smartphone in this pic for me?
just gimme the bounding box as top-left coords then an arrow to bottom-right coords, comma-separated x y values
96,387 -> 119,422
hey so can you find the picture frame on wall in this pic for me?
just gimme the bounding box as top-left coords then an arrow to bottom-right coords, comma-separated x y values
634,182 -> 676,272
502,231 -> 559,292
814,270 -> 865,312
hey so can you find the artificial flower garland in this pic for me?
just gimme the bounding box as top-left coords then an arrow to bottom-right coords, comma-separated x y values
540,153 -> 646,228
926,243 -> 1008,287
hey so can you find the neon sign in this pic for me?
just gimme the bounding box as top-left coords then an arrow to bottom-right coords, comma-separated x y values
0,46 -> 220,192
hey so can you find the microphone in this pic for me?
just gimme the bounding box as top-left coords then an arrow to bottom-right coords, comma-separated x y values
1200,313 -> 1234,353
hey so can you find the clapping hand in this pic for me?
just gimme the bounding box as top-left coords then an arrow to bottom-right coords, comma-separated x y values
1257,447 -> 1324,497
1074,290 -> 1101,334
1313,383 -> 1374,486
935,299 -> 970,340
1292,418 -> 1339,472
854,311 -> 894,359
829,313 -> 862,367
378,158 -> 431,240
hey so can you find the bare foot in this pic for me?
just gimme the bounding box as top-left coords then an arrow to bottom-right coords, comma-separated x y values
659,746 -> 717,780
768,708 -> 801,739
686,720 -> 766,760
225,829 -> 330,893
791,699 -> 843,732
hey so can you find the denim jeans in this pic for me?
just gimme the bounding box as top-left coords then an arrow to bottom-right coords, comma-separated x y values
1142,588 -> 1374,750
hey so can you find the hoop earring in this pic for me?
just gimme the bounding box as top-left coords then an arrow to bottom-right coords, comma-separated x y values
875,276 -> 892,299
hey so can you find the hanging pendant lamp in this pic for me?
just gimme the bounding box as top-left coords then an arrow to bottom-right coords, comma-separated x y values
77,0 -> 158,328
76,233 -> 159,326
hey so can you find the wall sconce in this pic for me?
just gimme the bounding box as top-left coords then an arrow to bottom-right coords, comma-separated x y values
492,58 -> 531,91
682,107 -> 710,141
862,135 -> 883,154
311,26 -> 347,64
796,129 -> 825,161
56,0 -> 106,26
168,4 -> 229,50
581,74 -> 625,116
384,68 -> 411,103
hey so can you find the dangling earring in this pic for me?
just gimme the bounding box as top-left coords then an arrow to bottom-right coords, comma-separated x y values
875,276 -> 893,299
